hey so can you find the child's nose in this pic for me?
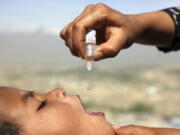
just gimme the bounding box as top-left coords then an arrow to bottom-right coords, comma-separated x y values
49,88 -> 66,98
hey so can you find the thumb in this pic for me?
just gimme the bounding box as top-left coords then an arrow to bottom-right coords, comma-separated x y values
93,43 -> 118,61
93,30 -> 126,61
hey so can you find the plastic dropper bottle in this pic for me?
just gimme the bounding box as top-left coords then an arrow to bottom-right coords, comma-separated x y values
85,30 -> 96,71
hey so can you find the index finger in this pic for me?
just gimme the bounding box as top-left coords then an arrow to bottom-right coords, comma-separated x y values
60,4 -> 94,40
72,12 -> 104,58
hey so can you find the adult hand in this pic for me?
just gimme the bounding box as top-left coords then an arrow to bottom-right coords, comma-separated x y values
112,125 -> 155,135
112,125 -> 180,135
60,3 -> 174,61
60,3 -> 142,61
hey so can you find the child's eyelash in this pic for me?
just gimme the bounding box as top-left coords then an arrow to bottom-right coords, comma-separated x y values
37,100 -> 47,111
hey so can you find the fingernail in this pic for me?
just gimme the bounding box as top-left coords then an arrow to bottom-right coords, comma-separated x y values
93,51 -> 103,60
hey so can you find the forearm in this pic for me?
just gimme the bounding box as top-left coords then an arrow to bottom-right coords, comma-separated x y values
60,4 -> 180,60
127,11 -> 175,48
113,125 -> 180,135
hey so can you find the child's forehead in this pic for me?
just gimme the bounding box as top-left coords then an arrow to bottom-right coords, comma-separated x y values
0,88 -> 27,114
0,87 -> 26,103
0,87 -> 18,95
0,87 -> 27,93
0,87 -> 18,91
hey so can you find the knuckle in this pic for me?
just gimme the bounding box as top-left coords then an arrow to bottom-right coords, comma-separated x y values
60,30 -> 65,39
65,27 -> 72,37
73,43 -> 82,54
67,39 -> 72,46
96,3 -> 106,8
65,41 -> 71,48
71,40 -> 80,52
72,43 -> 79,51
95,3 -> 108,19
85,4 -> 94,9
72,22 -> 82,31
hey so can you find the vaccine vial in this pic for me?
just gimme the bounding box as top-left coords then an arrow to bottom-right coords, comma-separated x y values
85,30 -> 96,71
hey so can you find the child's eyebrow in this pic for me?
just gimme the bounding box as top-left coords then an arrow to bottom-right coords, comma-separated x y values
21,91 -> 34,104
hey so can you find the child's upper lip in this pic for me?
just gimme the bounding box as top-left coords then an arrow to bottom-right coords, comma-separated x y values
87,111 -> 105,117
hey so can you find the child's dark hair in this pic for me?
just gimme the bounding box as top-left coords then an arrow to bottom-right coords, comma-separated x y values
0,115 -> 21,135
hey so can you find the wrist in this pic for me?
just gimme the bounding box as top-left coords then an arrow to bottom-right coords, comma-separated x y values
125,14 -> 147,42
129,11 -> 175,48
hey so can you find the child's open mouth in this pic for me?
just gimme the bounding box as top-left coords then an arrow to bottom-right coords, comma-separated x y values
76,95 -> 105,118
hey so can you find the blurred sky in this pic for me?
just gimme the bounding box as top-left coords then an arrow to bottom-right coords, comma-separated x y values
0,0 -> 180,66
0,0 -> 179,33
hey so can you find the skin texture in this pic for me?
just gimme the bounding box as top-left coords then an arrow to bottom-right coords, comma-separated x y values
113,125 -> 180,135
60,3 -> 175,61
0,87 -> 115,135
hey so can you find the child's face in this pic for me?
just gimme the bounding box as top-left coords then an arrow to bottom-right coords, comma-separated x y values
0,87 -> 115,135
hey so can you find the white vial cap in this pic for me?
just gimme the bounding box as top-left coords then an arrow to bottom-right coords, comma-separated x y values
85,30 -> 96,44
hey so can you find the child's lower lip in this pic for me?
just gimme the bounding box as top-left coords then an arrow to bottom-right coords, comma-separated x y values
87,111 -> 105,117
75,95 -> 105,118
